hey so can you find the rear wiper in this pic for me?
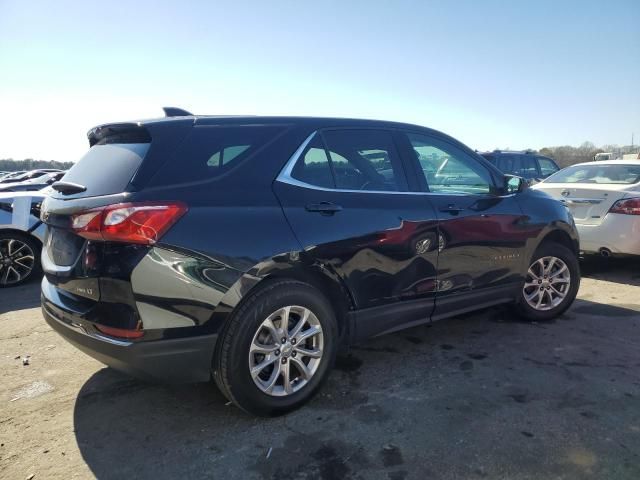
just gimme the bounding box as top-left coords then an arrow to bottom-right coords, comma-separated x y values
51,181 -> 87,195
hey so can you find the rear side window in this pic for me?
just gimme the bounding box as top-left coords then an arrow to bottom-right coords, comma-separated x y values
323,130 -> 405,191
291,136 -> 334,188
496,155 -> 515,173
538,157 -> 559,176
290,129 -> 407,192
519,156 -> 539,179
149,125 -> 285,186
53,143 -> 149,199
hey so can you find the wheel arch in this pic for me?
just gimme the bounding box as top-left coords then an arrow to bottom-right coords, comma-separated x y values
266,266 -> 354,337
538,227 -> 579,256
218,262 -> 356,342
0,228 -> 43,249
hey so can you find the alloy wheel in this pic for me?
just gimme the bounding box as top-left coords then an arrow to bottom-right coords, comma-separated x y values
523,256 -> 571,311
0,238 -> 35,286
249,305 -> 324,397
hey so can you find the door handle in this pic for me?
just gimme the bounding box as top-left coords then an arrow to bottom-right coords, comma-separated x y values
439,204 -> 465,215
305,202 -> 343,215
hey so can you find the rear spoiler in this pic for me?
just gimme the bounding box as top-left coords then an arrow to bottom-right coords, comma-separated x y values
87,107 -> 193,146
87,123 -> 151,147
163,107 -> 193,117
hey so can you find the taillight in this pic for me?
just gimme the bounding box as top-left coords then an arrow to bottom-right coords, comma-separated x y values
71,202 -> 187,244
609,197 -> 640,216
95,324 -> 144,339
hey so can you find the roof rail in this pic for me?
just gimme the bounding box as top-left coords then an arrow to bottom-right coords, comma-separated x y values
162,107 -> 193,117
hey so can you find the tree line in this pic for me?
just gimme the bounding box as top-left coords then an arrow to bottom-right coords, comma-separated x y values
538,142 -> 636,169
0,159 -> 74,172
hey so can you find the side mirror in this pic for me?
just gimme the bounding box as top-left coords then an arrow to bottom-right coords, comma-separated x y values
504,175 -> 528,194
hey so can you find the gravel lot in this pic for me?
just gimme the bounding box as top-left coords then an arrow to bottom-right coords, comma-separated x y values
1,258 -> 639,480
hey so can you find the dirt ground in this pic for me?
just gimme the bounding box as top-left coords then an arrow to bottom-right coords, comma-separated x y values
1,258 -> 639,480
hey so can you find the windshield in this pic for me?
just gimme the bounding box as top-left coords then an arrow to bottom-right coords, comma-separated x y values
544,164 -> 640,184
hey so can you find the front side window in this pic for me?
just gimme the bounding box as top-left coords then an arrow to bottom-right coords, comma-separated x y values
406,133 -> 493,194
544,164 -> 640,184
538,157 -> 559,176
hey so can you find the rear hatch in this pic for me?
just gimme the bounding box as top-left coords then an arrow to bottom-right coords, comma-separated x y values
41,120 -> 192,304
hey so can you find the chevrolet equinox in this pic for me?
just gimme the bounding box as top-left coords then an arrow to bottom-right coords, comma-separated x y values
40,108 -> 580,415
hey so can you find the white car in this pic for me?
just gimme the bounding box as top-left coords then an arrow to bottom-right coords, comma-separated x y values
532,160 -> 640,256
0,190 -> 47,286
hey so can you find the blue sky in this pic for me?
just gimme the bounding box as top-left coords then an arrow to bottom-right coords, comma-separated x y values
0,0 -> 638,161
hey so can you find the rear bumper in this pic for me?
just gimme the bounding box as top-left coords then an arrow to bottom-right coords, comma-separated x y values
577,214 -> 640,255
41,279 -> 217,383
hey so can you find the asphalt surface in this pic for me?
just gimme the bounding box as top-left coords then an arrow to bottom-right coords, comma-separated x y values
1,257 -> 639,479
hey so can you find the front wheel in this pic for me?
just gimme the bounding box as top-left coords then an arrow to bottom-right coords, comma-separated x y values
213,280 -> 337,416
514,242 -> 580,321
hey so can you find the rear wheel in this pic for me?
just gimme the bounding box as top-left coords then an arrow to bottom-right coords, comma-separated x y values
213,279 -> 337,416
0,232 -> 41,287
514,241 -> 580,321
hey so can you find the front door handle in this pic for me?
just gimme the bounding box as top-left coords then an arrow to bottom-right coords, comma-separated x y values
305,202 -> 343,215
439,204 -> 465,215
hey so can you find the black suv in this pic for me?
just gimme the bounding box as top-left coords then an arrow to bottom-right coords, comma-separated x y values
480,150 -> 560,184
40,110 -> 580,415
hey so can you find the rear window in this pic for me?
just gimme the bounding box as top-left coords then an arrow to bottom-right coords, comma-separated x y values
53,143 -> 149,199
544,164 -> 640,184
148,125 -> 285,186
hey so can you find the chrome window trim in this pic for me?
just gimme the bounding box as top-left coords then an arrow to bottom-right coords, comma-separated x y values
275,130 -> 504,197
277,131 -> 319,183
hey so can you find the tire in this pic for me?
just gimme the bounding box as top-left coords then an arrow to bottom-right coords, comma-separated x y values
514,241 -> 580,321
0,231 -> 41,288
212,279 -> 338,416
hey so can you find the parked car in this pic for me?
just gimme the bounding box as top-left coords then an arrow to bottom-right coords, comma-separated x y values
480,150 -> 560,184
0,171 -> 66,192
0,169 -> 61,184
40,110 -> 580,415
532,160 -> 640,257
0,171 -> 27,182
0,191 -> 46,286
593,152 -> 617,162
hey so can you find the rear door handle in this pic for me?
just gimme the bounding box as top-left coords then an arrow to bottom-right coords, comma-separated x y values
305,202 -> 343,215
439,204 -> 465,215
